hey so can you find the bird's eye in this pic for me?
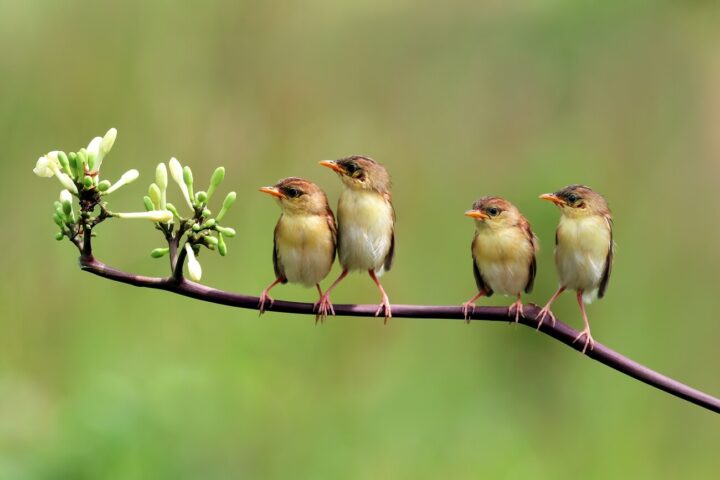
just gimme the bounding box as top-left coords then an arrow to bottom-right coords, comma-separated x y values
567,194 -> 578,204
285,187 -> 301,198
488,207 -> 500,217
344,163 -> 357,174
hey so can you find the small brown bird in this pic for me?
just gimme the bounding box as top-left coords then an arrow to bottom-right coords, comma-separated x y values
463,196 -> 538,323
538,185 -> 614,353
318,156 -> 395,322
258,177 -> 337,321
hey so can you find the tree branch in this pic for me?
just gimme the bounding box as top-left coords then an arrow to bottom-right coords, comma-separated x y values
76,254 -> 720,414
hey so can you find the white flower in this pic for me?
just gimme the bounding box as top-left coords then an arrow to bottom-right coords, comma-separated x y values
121,169 -> 139,184
86,128 -> 117,172
104,169 -> 140,194
86,137 -> 102,156
100,128 -> 117,157
155,163 -> 168,189
168,157 -> 193,210
155,163 -> 168,209
57,172 -> 78,193
33,151 -> 61,178
59,189 -> 73,205
59,189 -> 75,218
116,210 -> 173,223
185,244 -> 202,282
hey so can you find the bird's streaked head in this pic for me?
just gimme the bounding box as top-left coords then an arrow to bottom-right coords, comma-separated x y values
465,196 -> 522,230
319,155 -> 390,193
259,177 -> 330,216
539,185 -> 610,218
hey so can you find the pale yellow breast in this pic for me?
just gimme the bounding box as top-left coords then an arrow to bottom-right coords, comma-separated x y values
337,189 -> 393,273
275,214 -> 334,287
472,226 -> 533,295
555,215 -> 611,295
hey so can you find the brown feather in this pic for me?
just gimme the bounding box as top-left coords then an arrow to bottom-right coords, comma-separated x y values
598,215 -> 614,298
383,194 -> 396,272
272,219 -> 288,283
325,206 -> 338,266
521,217 -> 538,294
471,235 -> 494,297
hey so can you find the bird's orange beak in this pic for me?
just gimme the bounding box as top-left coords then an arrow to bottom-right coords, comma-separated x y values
465,209 -> 488,220
259,186 -> 285,199
319,160 -> 344,173
539,193 -> 565,206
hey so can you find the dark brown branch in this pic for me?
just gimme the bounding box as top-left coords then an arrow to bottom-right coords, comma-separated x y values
77,255 -> 720,414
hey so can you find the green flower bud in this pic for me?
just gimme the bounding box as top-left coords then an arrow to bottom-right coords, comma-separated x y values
83,176 -> 94,189
165,203 -> 181,219
149,183 -> 162,207
53,213 -> 65,227
151,247 -> 170,258
202,218 -> 216,228
218,233 -> 227,256
192,223 -> 201,232
223,191 -> 236,209
55,231 -> 65,241
196,191 -> 207,205
60,190 -> 73,216
143,196 -> 155,211
57,152 -> 73,177
216,191 -> 236,221
183,166 -> 195,202
202,208 -> 212,218
87,151 -> 97,171
77,149 -> 88,168
204,235 -> 219,246
69,152 -> 83,179
207,167 -> 225,200
97,180 -> 112,192
215,226 -> 236,237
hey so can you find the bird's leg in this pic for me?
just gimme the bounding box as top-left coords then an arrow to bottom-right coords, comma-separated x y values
315,268 -> 348,319
368,270 -> 392,324
572,290 -> 595,354
536,286 -> 565,330
461,291 -> 486,323
258,277 -> 284,315
313,283 -> 335,324
508,294 -> 524,324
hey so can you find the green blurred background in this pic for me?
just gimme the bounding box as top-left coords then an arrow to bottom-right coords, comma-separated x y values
3,0 -> 719,478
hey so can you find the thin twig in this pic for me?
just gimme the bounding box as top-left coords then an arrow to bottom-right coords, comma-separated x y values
76,254 -> 720,414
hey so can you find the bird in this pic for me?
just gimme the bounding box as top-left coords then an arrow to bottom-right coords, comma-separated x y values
258,177 -> 337,322
462,196 -> 538,323
317,156 -> 395,322
538,185 -> 614,353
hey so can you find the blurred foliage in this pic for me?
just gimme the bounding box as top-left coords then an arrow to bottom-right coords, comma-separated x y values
2,0 -> 720,478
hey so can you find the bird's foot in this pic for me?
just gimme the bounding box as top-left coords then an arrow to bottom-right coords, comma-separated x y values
461,301 -> 476,324
313,294 -> 335,324
258,292 -> 274,315
572,328 -> 595,354
375,295 -> 392,324
508,299 -> 524,324
535,306 -> 556,330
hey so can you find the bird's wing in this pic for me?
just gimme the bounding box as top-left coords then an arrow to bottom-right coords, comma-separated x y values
598,216 -> 614,298
325,206 -> 338,264
382,194 -> 395,272
273,217 -> 288,283
471,235 -> 494,297
522,218 -> 538,294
